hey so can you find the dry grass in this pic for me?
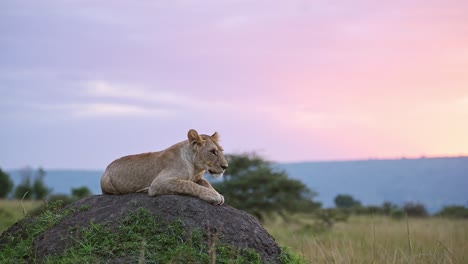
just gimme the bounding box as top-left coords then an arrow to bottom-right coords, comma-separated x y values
0,199 -> 44,233
263,214 -> 468,264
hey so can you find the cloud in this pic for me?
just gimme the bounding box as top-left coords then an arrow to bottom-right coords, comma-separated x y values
84,80 -> 194,107
36,102 -> 174,119
83,80 -> 236,111
70,103 -> 173,118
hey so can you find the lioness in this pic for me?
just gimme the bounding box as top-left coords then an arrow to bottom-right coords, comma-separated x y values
100,129 -> 228,205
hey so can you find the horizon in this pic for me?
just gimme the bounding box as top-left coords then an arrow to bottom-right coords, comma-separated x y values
4,155 -> 468,171
5,156 -> 468,214
1,1 -> 468,169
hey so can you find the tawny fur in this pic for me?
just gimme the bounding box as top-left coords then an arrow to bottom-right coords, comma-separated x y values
100,129 -> 228,205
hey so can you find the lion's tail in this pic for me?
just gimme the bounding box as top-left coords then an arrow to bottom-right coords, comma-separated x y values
135,187 -> 149,193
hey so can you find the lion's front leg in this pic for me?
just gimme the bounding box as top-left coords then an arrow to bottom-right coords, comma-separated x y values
195,177 -> 214,189
149,177 -> 223,205
196,178 -> 224,205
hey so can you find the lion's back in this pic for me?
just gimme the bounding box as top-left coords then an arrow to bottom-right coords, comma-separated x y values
101,152 -> 164,194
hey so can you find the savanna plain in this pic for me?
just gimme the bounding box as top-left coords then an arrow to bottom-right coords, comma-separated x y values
264,212 -> 467,264
1,200 -> 467,263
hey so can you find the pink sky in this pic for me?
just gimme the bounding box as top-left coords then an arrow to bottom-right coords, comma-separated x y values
0,0 -> 467,169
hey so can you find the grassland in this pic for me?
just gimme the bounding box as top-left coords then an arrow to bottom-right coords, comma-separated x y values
1,200 -> 467,263
263,213 -> 468,263
0,199 -> 44,233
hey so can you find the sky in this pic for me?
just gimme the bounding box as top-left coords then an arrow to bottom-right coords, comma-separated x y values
1,0 -> 467,170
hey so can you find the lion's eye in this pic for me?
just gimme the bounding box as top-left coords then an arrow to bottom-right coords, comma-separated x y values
210,149 -> 217,155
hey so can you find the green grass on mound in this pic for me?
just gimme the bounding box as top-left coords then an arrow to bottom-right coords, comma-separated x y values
0,201 -> 306,264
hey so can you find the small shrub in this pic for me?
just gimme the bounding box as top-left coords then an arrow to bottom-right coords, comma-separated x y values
403,202 -> 428,217
390,209 -> 405,219
314,208 -> 350,230
71,186 -> 92,199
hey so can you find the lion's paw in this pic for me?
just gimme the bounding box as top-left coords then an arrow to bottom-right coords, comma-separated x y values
218,194 -> 225,205
208,193 -> 224,206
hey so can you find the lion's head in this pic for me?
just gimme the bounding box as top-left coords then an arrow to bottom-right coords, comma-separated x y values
188,129 -> 228,178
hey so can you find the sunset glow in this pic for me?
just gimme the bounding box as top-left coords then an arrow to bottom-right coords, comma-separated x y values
1,0 -> 467,169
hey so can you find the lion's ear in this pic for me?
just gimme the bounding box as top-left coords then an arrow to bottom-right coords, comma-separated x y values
211,132 -> 220,142
188,129 -> 205,151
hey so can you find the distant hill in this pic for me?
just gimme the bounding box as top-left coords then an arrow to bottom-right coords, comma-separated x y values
6,157 -> 468,214
277,157 -> 468,213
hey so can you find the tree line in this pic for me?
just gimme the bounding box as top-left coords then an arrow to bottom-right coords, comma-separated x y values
213,153 -> 468,219
0,167 -> 91,202
2,154 -> 467,220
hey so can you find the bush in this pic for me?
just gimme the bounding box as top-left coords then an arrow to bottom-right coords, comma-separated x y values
403,202 -> 428,217
316,208 -> 350,228
436,205 -> 468,218
71,186 -> 92,199
214,153 -> 321,215
382,201 -> 399,216
14,175 -> 33,200
390,209 -> 406,219
334,194 -> 361,209
0,168 -> 14,198
32,168 -> 52,200
48,194 -> 74,205
13,167 -> 52,200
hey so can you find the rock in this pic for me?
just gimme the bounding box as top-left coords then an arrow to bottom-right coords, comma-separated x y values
0,194 -> 282,263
